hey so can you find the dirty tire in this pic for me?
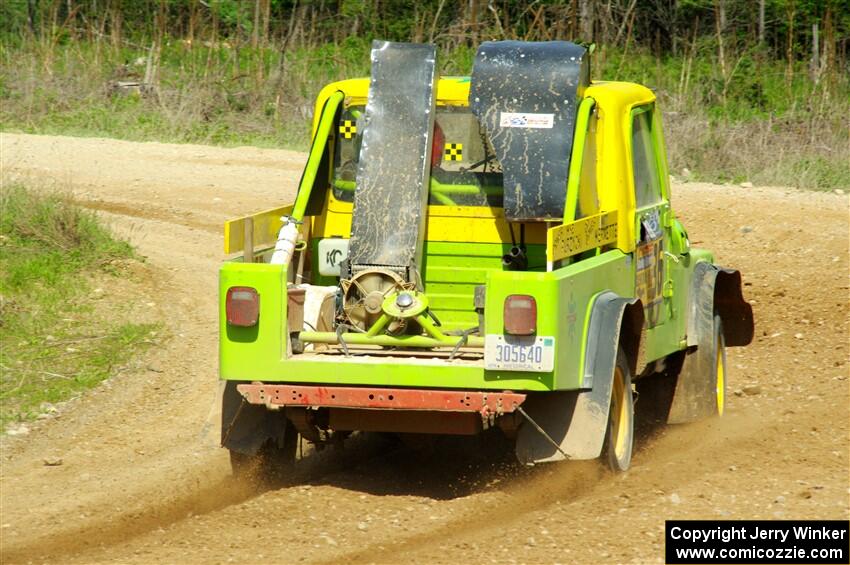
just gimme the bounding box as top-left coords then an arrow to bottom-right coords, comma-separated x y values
229,421 -> 298,481
604,348 -> 634,472
713,314 -> 726,417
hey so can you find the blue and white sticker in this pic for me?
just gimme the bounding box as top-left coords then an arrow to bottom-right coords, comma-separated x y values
641,209 -> 663,241
499,112 -> 554,129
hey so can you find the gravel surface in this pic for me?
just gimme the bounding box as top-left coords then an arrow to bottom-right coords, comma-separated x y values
1,132 -> 848,564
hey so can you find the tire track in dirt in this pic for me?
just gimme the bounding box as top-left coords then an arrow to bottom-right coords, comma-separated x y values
1,133 -> 847,565
1,478 -> 258,562
79,199 -> 221,233
329,411 -> 776,564
0,435 -> 405,562
316,460 -> 606,565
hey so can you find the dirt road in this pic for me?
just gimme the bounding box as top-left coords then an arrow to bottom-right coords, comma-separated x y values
1,132 -> 848,564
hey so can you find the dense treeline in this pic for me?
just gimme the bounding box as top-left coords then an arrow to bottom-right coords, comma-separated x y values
0,1 -> 848,188
2,0 -> 848,68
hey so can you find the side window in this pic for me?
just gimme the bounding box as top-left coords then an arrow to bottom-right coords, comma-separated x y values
631,109 -> 663,208
331,106 -> 364,203
575,110 -> 599,219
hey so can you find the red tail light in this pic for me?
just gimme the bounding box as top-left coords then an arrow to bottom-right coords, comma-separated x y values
226,286 -> 260,327
431,122 -> 445,168
504,294 -> 537,335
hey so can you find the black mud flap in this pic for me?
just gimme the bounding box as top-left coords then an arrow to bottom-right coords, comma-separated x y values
713,268 -> 755,347
470,41 -> 590,221
220,381 -> 288,456
668,263 -> 753,423
347,41 -> 437,274
515,292 -> 641,464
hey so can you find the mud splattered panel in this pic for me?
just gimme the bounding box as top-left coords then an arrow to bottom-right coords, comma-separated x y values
348,41 -> 437,274
470,41 -> 589,221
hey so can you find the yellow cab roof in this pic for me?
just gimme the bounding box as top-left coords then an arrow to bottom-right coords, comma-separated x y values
313,76 -> 655,125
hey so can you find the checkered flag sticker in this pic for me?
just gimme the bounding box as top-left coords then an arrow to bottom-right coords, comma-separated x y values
339,120 -> 357,139
444,143 -> 463,161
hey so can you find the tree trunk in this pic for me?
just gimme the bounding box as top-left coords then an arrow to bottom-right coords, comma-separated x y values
109,0 -> 121,50
252,0 -> 260,49
715,0 -> 727,105
487,2 -> 505,40
785,0 -> 795,84
27,0 -> 38,36
469,0 -> 478,46
66,0 -> 76,38
580,0 -> 593,41
412,5 -> 424,43
758,0 -> 765,44
429,0 -> 447,43
613,0 -> 637,47
49,0 -> 59,40
810,22 -> 819,83
821,5 -> 834,84
571,0 -> 578,39
262,0 -> 271,47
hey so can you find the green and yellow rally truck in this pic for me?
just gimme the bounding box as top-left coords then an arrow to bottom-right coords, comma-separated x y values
219,40 -> 753,475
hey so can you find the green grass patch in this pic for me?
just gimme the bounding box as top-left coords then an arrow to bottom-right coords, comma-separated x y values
0,185 -> 159,431
1,40 -> 847,189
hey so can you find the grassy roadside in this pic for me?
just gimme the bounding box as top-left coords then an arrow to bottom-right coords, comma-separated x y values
0,184 -> 159,432
1,39 -> 847,190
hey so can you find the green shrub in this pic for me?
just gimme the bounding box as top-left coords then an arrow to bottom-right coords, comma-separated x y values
0,185 -> 158,430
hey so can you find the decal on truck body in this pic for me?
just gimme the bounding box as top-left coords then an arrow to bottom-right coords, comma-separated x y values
546,210 -> 619,263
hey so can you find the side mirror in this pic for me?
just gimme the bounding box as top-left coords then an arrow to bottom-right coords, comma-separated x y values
670,219 -> 690,256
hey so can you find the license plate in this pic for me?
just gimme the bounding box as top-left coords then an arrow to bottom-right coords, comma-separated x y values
484,335 -> 555,372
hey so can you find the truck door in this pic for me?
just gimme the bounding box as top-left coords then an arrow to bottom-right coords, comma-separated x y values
629,105 -> 671,329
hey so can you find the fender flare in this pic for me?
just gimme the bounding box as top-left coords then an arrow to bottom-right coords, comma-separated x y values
686,262 -> 754,348
669,262 -> 753,423
515,291 -> 644,465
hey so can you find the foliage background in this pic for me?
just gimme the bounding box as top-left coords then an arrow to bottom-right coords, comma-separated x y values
0,0 -> 848,188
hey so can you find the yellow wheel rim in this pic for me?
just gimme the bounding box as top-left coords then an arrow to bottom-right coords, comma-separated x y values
611,367 -> 629,459
716,345 -> 725,416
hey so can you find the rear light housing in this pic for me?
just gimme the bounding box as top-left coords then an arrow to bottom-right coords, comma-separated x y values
431,122 -> 445,169
503,294 -> 537,335
226,286 -> 260,327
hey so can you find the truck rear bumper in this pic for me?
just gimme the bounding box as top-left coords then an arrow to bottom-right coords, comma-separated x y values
236,384 -> 526,416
